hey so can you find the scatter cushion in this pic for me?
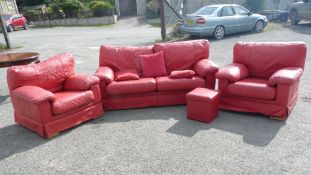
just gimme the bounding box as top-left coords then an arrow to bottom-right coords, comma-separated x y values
115,69 -> 140,82
140,51 -> 167,77
170,70 -> 195,79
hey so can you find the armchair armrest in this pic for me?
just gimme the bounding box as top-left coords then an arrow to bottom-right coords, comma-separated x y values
268,67 -> 303,86
194,59 -> 219,77
64,74 -> 100,91
94,66 -> 114,84
12,86 -> 55,104
216,63 -> 249,82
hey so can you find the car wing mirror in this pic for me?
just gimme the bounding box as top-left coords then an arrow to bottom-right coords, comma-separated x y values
248,11 -> 253,16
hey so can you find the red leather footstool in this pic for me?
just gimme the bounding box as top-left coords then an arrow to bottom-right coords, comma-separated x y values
186,88 -> 220,123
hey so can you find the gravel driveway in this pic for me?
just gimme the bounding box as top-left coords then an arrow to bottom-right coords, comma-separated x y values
0,18 -> 310,174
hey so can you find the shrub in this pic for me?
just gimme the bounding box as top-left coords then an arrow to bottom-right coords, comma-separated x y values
146,0 -> 160,19
89,1 -> 112,10
24,10 -> 38,16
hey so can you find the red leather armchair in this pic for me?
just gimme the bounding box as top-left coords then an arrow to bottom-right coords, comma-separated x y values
7,53 -> 103,138
216,42 -> 307,119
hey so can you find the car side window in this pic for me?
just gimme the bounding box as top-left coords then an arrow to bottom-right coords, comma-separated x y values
233,6 -> 248,15
221,6 -> 235,16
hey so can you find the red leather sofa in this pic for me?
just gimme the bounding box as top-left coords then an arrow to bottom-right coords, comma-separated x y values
7,53 -> 103,138
95,40 -> 219,110
216,42 -> 307,119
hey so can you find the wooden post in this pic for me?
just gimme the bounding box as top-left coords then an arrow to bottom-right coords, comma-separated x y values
0,13 -> 11,49
159,0 -> 166,41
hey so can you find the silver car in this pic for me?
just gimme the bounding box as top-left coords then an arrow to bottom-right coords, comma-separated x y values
180,4 -> 268,39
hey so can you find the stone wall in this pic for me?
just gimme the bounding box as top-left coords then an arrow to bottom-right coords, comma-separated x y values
33,15 -> 118,26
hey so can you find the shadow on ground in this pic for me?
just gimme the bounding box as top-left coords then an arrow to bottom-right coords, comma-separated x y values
0,125 -> 48,161
94,106 -> 285,147
283,22 -> 311,35
0,95 -> 9,105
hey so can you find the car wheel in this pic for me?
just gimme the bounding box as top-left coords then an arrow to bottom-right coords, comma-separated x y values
280,14 -> 288,23
213,26 -> 225,40
24,23 -> 29,30
7,25 -> 14,33
290,10 -> 298,25
254,20 -> 264,33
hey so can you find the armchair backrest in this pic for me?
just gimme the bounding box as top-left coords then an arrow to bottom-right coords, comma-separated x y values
7,53 -> 75,92
233,42 -> 307,79
154,39 -> 210,73
99,45 -> 154,76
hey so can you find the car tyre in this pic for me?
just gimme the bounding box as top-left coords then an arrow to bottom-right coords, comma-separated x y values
213,26 -> 225,40
24,23 -> 29,30
254,20 -> 264,33
290,10 -> 298,25
7,25 -> 14,33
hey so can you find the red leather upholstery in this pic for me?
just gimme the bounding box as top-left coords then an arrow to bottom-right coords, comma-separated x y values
194,59 -> 219,77
64,75 -> 100,91
218,42 -> 307,119
99,45 -> 153,76
52,91 -> 94,115
268,67 -> 303,86
154,40 -> 209,73
227,78 -> 276,100
170,70 -> 195,79
7,54 -> 103,137
115,69 -> 139,81
94,66 -> 114,84
7,53 -> 75,92
12,86 -> 55,104
140,51 -> 167,77
96,40 -> 218,110
107,78 -> 156,95
156,76 -> 205,91
216,63 -> 249,82
187,88 -> 220,123
234,42 -> 306,78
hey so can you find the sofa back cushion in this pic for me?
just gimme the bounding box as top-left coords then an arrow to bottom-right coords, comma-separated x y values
153,40 -> 210,73
233,42 -> 307,79
7,53 -> 75,92
99,45 -> 154,76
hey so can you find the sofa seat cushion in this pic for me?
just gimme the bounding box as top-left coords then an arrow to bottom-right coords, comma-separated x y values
227,78 -> 276,100
52,90 -> 94,115
107,78 -> 156,96
156,76 -> 206,91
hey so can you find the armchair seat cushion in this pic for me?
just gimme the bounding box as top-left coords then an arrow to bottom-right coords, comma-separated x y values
156,76 -> 206,91
227,78 -> 276,100
52,91 -> 94,115
107,78 -> 156,96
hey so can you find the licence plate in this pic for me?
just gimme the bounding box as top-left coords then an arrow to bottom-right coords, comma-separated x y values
186,19 -> 194,25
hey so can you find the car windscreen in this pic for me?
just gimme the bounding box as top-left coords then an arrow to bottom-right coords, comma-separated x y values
194,7 -> 218,15
2,15 -> 12,20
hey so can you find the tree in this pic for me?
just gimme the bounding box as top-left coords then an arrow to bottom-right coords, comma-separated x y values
245,0 -> 265,12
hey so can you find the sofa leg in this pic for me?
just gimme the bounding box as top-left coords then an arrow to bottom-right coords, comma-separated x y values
47,132 -> 60,139
270,116 -> 286,121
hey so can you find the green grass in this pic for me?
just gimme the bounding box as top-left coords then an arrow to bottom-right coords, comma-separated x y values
0,43 -> 8,52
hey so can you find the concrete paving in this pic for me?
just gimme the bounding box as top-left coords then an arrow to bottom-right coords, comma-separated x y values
0,18 -> 310,174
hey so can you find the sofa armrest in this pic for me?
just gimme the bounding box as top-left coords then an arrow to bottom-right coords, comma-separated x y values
216,63 -> 249,82
194,59 -> 219,77
268,67 -> 303,86
64,74 -> 100,91
11,86 -> 55,104
94,66 -> 114,84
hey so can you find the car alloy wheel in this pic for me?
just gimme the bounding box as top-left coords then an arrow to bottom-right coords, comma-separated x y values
24,23 -> 28,30
255,20 -> 264,33
290,11 -> 298,25
7,25 -> 14,33
214,26 -> 225,40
